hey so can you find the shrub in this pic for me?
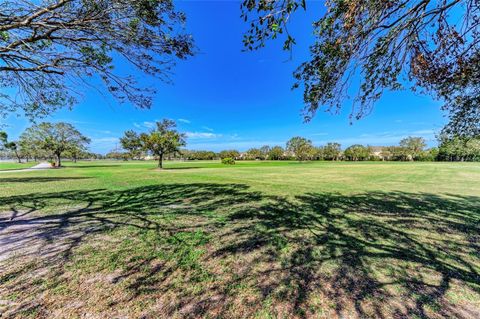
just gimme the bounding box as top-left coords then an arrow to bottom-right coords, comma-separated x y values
221,157 -> 235,165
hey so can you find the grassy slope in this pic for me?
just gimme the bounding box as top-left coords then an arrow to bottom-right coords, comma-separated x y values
0,160 -> 479,318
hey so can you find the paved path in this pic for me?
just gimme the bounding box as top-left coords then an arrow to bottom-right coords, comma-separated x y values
0,162 -> 54,173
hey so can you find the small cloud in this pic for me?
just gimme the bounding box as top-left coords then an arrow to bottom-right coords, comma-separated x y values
411,129 -> 435,135
143,121 -> 155,129
86,129 -> 113,135
185,132 -> 221,139
133,122 -> 142,129
202,126 -> 214,132
311,132 -> 328,136
178,118 -> 191,124
394,119 -> 403,123
92,137 -> 119,143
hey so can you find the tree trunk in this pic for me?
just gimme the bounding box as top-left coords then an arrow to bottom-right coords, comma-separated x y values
158,153 -> 163,168
14,150 -> 21,163
56,153 -> 61,167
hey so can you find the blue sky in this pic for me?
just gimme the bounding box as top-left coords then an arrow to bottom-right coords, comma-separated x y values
2,1 -> 447,153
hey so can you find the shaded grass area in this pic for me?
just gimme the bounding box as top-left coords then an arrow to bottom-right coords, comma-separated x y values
0,179 -> 479,318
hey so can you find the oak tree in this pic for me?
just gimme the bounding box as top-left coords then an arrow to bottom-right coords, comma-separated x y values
120,130 -> 143,160
139,119 -> 186,168
0,0 -> 194,118
286,136 -> 313,161
242,0 -> 480,136
22,122 -> 90,166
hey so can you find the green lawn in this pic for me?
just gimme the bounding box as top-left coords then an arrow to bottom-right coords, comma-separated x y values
0,160 -> 479,318
0,162 -> 37,171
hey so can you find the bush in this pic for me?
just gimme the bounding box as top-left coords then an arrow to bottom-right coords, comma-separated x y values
221,157 -> 235,165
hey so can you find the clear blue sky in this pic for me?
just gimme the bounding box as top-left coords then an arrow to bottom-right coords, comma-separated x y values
2,1 -> 447,154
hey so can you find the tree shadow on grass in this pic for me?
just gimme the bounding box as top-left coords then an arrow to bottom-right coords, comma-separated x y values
0,184 -> 479,318
0,177 -> 91,183
63,164 -> 122,168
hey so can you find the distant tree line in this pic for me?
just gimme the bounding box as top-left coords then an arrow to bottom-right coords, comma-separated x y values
114,133 -> 480,163
5,119 -> 478,166
91,133 -> 480,164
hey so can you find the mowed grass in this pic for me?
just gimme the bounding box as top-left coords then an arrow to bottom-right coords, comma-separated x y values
0,162 -> 37,171
0,160 -> 479,318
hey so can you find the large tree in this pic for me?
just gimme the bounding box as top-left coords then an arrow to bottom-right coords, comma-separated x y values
242,0 -> 480,136
19,127 -> 45,161
0,0 -> 194,118
286,136 -> 313,161
22,122 -> 90,166
4,141 -> 21,163
0,132 -> 21,162
139,119 -> 186,168
399,136 -> 427,159
0,131 -> 7,145
120,130 -> 143,160
344,144 -> 370,161
245,148 -> 263,160
268,145 -> 284,160
323,142 -> 341,161
438,135 -> 480,161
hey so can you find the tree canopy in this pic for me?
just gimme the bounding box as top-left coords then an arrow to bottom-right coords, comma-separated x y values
0,0 -> 194,118
399,136 -> 427,159
138,119 -> 186,168
268,145 -> 284,160
0,131 -> 7,146
21,122 -> 90,166
286,136 -> 313,161
323,142 -> 341,161
344,144 -> 370,161
120,130 -> 143,160
242,0 -> 480,136
219,150 -> 240,160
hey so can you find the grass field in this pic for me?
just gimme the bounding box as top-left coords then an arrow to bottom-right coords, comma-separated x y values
0,160 -> 479,318
0,162 -> 37,171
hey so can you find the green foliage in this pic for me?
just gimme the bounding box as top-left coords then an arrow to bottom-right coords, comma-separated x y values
221,157 -> 235,165
268,146 -> 284,160
138,119 -> 186,168
241,0 -> 479,135
309,146 -> 324,160
344,144 -> 370,161
438,136 -> 480,162
219,150 -> 240,160
0,0 -> 194,118
120,130 -> 143,159
0,131 -> 7,146
323,142 -> 341,161
20,122 -> 90,166
416,148 -> 439,162
399,137 -> 426,160
105,151 -> 130,161
286,136 -> 313,161
183,150 -> 217,160
245,148 -> 263,160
